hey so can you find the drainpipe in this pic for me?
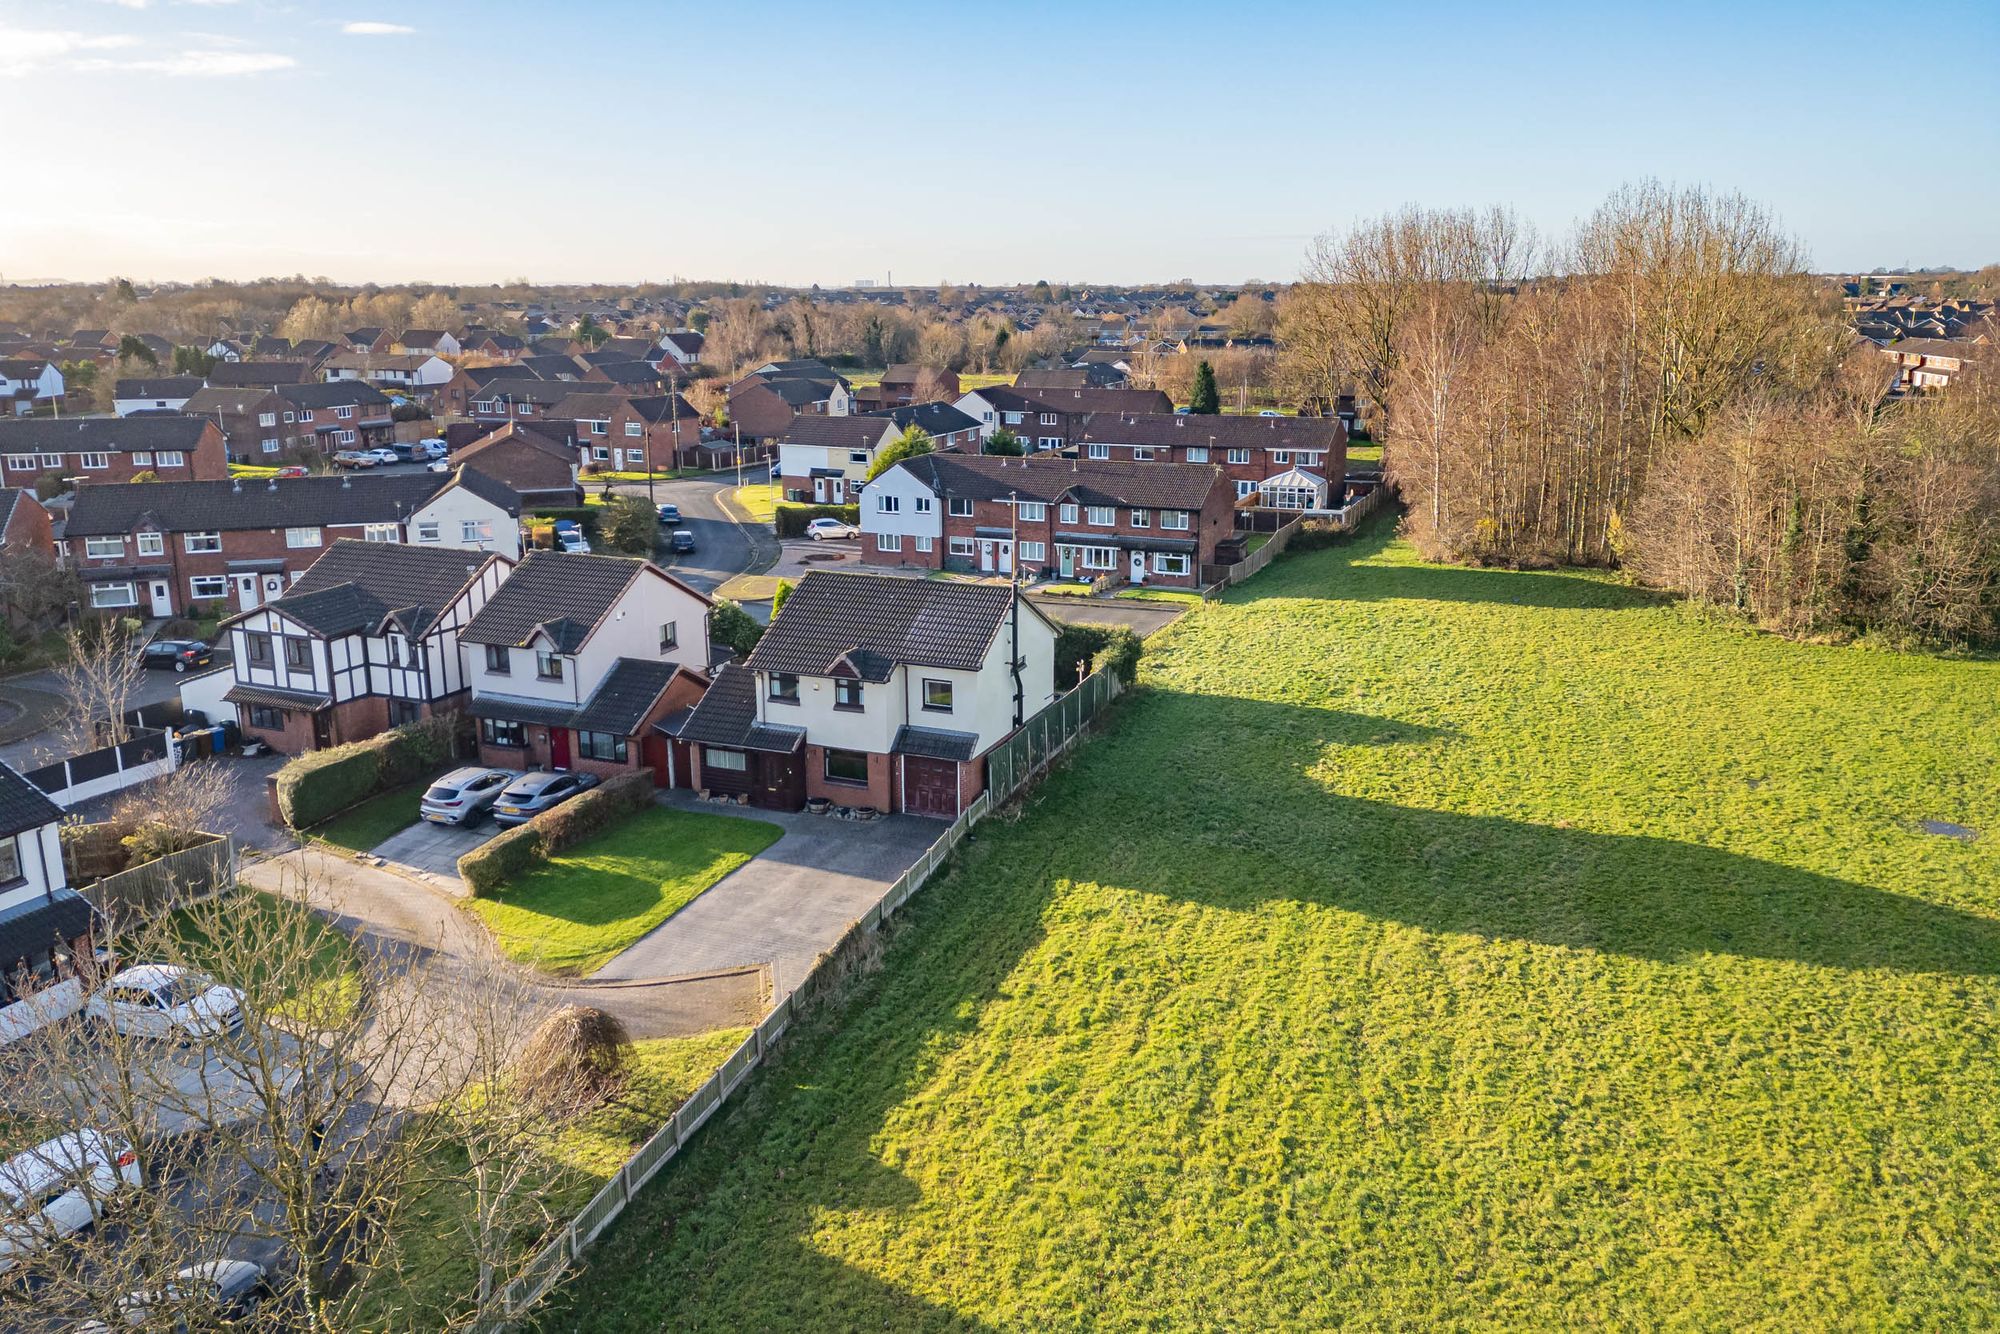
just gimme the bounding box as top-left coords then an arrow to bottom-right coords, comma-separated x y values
1009,489 -> 1024,727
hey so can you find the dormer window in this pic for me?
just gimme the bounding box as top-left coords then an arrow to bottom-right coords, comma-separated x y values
536,651 -> 564,681
833,679 -> 863,711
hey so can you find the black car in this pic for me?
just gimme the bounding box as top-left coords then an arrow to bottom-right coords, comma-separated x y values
669,529 -> 696,554
656,502 -> 681,524
139,639 -> 212,673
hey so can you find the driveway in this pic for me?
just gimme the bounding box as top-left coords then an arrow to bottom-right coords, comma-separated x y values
368,817 -> 498,895
593,795 -> 943,996
1028,595 -> 1188,639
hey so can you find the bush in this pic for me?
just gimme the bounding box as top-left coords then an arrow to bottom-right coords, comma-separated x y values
527,506 -> 601,539
33,472 -> 65,501
772,578 -> 794,614
513,1005 -> 630,1111
774,503 -> 860,538
390,402 -> 430,422
1054,623 -> 1142,690
710,598 -> 762,657
598,495 -> 656,554
275,714 -> 463,829
458,771 -> 654,894
459,822 -> 543,897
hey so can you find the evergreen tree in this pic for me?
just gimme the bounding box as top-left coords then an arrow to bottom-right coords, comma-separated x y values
985,428 -> 1025,456
1188,360 -> 1221,414
867,426 -> 935,480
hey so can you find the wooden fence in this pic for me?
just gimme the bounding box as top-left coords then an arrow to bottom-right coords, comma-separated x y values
492,667 -> 1126,1323
76,831 -> 237,933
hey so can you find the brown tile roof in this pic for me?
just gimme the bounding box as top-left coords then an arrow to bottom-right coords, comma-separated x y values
460,550 -> 648,651
891,452 -> 1225,511
1075,411 -> 1346,452
745,571 -> 1016,679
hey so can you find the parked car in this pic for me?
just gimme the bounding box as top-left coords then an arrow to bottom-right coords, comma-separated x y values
361,447 -> 401,466
0,1131 -> 142,1276
655,502 -> 681,524
138,639 -> 211,673
102,1258 -> 272,1328
331,450 -> 375,469
426,458 -> 450,473
275,465 -> 309,478
419,767 -> 518,826
804,518 -> 857,541
558,529 -> 592,554
669,529 -> 696,554
420,439 -> 448,459
86,965 -> 244,1043
1257,410 -> 1282,417
491,770 -> 601,827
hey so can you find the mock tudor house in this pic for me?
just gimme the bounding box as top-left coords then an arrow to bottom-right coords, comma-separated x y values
862,454 -> 1232,587
671,572 -> 1056,818
0,763 -> 92,1020
0,416 -> 227,486
1073,412 -> 1349,505
62,470 -> 521,618
954,385 -> 1173,448
222,540 -> 513,753
112,377 -> 205,417
776,404 -> 982,504
461,552 -> 713,780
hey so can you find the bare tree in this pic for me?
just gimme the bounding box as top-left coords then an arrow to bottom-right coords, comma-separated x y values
46,617 -> 146,758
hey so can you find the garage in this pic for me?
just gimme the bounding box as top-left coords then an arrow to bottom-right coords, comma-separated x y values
901,756 -> 961,818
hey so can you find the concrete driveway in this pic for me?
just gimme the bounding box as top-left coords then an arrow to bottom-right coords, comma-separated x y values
593,796 -> 943,996
368,818 -> 499,895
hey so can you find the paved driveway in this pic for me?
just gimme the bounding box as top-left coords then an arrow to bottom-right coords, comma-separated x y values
368,818 -> 498,895
593,796 -> 943,996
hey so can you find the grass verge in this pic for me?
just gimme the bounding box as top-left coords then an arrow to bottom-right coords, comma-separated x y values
168,888 -> 363,1021
463,808 -> 782,975
731,483 -> 780,524
1113,588 -> 1202,605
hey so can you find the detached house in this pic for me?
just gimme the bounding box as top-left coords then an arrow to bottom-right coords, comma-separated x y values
672,572 -> 1056,818
222,540 -> 513,754
862,454 -> 1233,586
777,404 -> 982,503
0,416 -> 227,486
727,361 -> 854,441
62,470 -> 521,617
461,552 -> 713,780
0,763 -> 92,1024
657,330 -> 705,368
0,359 -> 64,416
323,352 -> 454,390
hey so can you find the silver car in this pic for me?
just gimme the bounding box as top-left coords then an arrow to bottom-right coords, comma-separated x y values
419,766 -> 518,826
491,770 -> 600,827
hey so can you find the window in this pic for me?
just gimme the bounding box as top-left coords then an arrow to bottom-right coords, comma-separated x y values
947,498 -> 973,517
283,638 -> 312,671
912,495 -> 932,514
285,527 -> 322,548
589,421 -> 607,435
876,495 -> 900,514
1186,447 -> 1208,462
416,520 -> 440,543
1003,411 -> 1024,425
1039,412 -> 1059,426
79,453 -> 109,470
705,747 -> 748,772
659,621 -> 678,653
768,673 -> 799,704
1058,503 -> 1079,524
1038,436 -> 1062,450
0,837 -> 17,886
578,731 -> 628,762
1083,546 -> 1117,570
624,420 -> 643,437
258,412 -> 277,428
247,705 -> 283,731
1019,540 -> 1046,562
461,520 -> 493,544
876,533 -> 902,553
184,531 -> 221,554
336,430 -> 356,446
1133,448 -> 1155,461
535,651 -> 563,681
90,582 -> 137,609
1087,443 -> 1110,460
189,575 -> 227,600
132,452 -> 152,467
4,456 -> 32,472
480,717 -> 525,748
36,454 -> 60,469
335,405 -> 354,420
283,411 -> 297,424
156,451 -> 184,468
386,634 -> 405,667
1153,553 -> 1191,576
1236,480 -> 1257,498
484,645 -> 510,674
364,524 -> 397,543
261,439 -> 281,454
833,679 -> 863,711
915,535 -> 934,553
922,679 -> 954,712
1086,506 -> 1115,526
1227,448 -> 1251,465
388,699 -> 421,728
1273,451 -> 1291,464
948,537 -> 976,556
593,446 -> 610,461
1130,509 -> 1151,528
1161,510 -> 1190,531
517,404 -> 533,416
247,632 -> 272,665
84,536 -> 124,559
1018,501 -> 1046,521
823,747 -> 869,785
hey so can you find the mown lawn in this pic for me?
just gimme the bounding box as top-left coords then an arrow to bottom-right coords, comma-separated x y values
169,888 -> 363,1020
730,482 -> 780,524
464,808 -> 781,975
310,783 -> 424,854
545,516 -> 2000,1329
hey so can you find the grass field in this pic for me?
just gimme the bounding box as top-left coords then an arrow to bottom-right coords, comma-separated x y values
310,784 -> 424,854
464,808 -> 781,974
546,515 -> 2000,1329
730,482 -> 780,524
1347,441 -> 1382,465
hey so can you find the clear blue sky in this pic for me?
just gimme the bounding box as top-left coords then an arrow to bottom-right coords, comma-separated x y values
2,0 -> 1994,285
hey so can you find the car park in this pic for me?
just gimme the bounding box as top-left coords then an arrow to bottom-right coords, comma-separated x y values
804,518 -> 858,540
138,639 -> 212,673
419,767 -> 518,826
85,965 -> 244,1043
0,1131 -> 142,1276
491,770 -> 601,826
655,502 -> 681,524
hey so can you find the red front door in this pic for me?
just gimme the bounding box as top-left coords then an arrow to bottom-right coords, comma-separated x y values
550,728 -> 571,770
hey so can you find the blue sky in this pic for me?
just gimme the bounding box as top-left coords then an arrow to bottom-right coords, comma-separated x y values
1,0 -> 1994,285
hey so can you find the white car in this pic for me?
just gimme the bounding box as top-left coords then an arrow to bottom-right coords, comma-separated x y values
425,458 -> 450,473
1257,409 -> 1282,417
558,530 -> 591,554
361,447 -> 401,466
86,965 -> 244,1043
0,1131 -> 142,1276
104,1258 -> 273,1327
805,518 -> 858,541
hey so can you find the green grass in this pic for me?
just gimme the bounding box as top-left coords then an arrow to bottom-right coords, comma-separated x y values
1243,531 -> 1272,552
310,783 -> 424,854
1030,583 -> 1098,597
730,482 -> 780,524
1347,442 -> 1382,465
169,888 -> 363,1020
1113,587 -> 1202,605
463,808 -> 782,975
227,463 -> 281,478
546,515 -> 2000,1329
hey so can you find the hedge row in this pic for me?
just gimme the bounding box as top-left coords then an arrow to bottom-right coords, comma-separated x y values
276,714 -> 462,830
774,503 -> 861,538
458,771 -> 656,897
1054,623 -> 1143,690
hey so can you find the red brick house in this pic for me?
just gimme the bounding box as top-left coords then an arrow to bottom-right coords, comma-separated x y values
954,385 -> 1173,450
854,364 -> 960,411
0,416 -> 227,486
557,392 -> 707,472
776,404 -> 983,503
0,488 -> 55,563
272,383 -> 397,460
860,454 -> 1233,587
182,386 -> 290,462
453,424 -> 583,508
726,361 -> 855,441
1073,412 -> 1348,504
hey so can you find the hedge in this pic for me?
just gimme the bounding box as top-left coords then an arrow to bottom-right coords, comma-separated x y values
276,714 -> 462,830
457,771 -> 655,897
774,503 -> 861,538
526,506 -> 601,538
1054,623 -> 1143,690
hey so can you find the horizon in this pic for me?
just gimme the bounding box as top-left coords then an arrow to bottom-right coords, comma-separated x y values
1,0 -> 1996,285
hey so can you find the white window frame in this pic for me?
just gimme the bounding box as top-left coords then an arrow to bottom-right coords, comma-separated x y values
1161,510 -> 1190,531
1186,447 -> 1209,463
624,420 -> 643,437
1152,553 -> 1191,576
1017,501 -> 1046,521
1087,443 -> 1110,460
284,527 -> 322,548
131,452 -> 152,467
84,536 -> 125,559
876,495 -> 900,514
1082,545 -> 1117,570
948,498 -> 973,518
1227,448 -> 1251,465
1058,503 -> 1079,523
1085,506 -> 1116,527
184,531 -> 221,554
947,537 -> 976,557
876,532 -> 902,553
364,524 -> 398,543
136,531 -> 164,556
1019,540 -> 1046,562
89,581 -> 137,609
156,451 -> 184,468
416,520 -> 441,543
461,520 -> 493,544
79,452 -> 109,470
914,535 -> 934,552
188,574 -> 228,600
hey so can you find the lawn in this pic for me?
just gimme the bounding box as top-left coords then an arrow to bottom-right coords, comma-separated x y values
730,482 -> 780,524
1113,587 -> 1203,605
169,888 -> 363,1020
310,783 -> 424,855
463,808 -> 782,975
1348,441 -> 1382,465
545,514 -> 2000,1329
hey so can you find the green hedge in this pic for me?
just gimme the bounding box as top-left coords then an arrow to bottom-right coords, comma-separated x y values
774,503 -> 861,538
276,714 -> 463,830
526,506 -> 601,538
457,771 -> 656,897
1054,623 -> 1143,690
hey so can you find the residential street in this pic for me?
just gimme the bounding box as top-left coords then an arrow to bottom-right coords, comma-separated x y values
598,465 -> 777,597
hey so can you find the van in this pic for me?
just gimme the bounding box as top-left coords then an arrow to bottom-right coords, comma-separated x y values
0,1131 -> 142,1275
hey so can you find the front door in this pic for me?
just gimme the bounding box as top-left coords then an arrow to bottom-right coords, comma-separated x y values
903,757 -> 960,818
262,574 -> 285,603
550,728 -> 571,770
148,581 -> 172,618
761,752 -> 805,810
997,541 -> 1014,575
235,574 -> 260,610
813,477 -> 829,503
311,710 -> 332,749
1058,545 -> 1075,578
978,541 -> 994,573
1129,550 -> 1147,584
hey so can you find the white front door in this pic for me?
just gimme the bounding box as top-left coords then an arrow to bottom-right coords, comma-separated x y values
262,574 -> 284,602
148,580 -> 172,618
813,477 -> 828,503
235,574 -> 260,610
1130,550 -> 1147,584
998,541 -> 1014,575
978,541 -> 994,573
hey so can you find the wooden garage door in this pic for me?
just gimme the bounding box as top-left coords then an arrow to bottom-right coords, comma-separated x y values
903,756 -> 960,818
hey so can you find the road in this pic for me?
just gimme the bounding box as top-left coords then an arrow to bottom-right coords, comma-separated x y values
593,465 -> 776,596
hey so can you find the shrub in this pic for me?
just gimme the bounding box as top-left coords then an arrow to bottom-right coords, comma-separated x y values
535,772 -> 654,855
710,598 -> 763,657
1053,623 -> 1143,690
599,495 -> 657,554
458,822 -> 542,897
774,503 -> 861,538
274,714 -> 463,829
527,506 -> 600,539
33,472 -> 65,501
772,578 -> 794,614
513,1005 -> 630,1111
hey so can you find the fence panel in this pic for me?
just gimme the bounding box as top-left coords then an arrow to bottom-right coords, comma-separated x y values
625,1119 -> 680,1193
718,1035 -> 759,1098
573,1173 -> 628,1249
